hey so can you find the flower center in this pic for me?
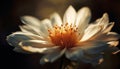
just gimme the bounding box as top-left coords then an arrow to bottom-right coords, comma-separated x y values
48,23 -> 79,49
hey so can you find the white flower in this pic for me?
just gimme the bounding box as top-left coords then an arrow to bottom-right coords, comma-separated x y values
7,5 -> 120,65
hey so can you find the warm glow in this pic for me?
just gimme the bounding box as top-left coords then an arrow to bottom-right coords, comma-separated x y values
48,23 -> 79,49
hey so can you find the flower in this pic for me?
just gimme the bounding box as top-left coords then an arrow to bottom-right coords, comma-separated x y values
7,5 -> 120,65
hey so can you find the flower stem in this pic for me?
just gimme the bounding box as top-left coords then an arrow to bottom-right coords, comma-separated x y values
60,57 -> 79,69
60,57 -> 94,69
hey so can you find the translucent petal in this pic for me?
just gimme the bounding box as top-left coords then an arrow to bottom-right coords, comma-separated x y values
75,7 -> 91,33
19,40 -> 54,48
13,46 -> 30,54
107,41 -> 119,47
65,47 -> 84,61
63,5 -> 76,25
50,12 -> 62,26
20,46 -> 59,54
91,32 -> 120,42
102,22 -> 114,33
40,19 -> 53,35
21,16 -> 40,27
97,13 -> 109,25
19,25 -> 40,35
40,48 -> 66,64
6,32 -> 46,47
77,40 -> 108,54
80,25 -> 101,41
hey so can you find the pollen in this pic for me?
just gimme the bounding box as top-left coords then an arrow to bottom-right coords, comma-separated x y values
48,23 -> 80,49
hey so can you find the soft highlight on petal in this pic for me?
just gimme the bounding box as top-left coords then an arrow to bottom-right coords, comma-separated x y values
63,5 -> 76,25
107,41 -> 119,47
21,16 -> 40,27
50,12 -> 62,26
80,25 -> 101,41
40,19 -> 52,35
75,7 -> 91,33
19,40 -> 54,48
97,13 -> 109,26
40,48 -> 66,64
65,47 -> 84,61
19,25 -> 41,35
21,46 -> 60,53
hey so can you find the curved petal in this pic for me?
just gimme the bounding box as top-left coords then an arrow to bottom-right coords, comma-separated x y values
66,46 -> 103,65
19,40 -> 54,48
21,16 -> 40,27
40,48 -> 66,64
80,25 -> 101,41
107,41 -> 119,47
40,19 -> 53,35
91,32 -> 120,42
13,46 -> 31,54
20,24 -> 47,37
21,16 -> 53,37
65,47 -> 84,61
96,13 -> 109,29
6,32 -> 46,47
77,40 -> 109,54
102,22 -> 114,33
21,46 -> 60,54
19,25 -> 40,35
75,7 -> 91,33
50,12 -> 62,26
63,5 -> 76,26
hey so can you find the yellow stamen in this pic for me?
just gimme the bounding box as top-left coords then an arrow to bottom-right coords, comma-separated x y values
48,23 -> 79,49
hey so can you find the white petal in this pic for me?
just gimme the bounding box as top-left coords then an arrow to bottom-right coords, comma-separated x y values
107,41 -> 119,47
40,19 -> 53,35
13,46 -> 30,54
19,40 -> 54,48
71,41 -> 104,65
21,46 -> 47,53
65,47 -> 84,61
20,16 -> 41,34
80,25 -> 101,41
63,5 -> 76,25
83,45 -> 107,54
21,46 -> 60,53
50,12 -> 62,26
77,40 -> 108,54
21,16 -> 40,27
6,32 -> 46,47
102,22 -> 114,33
40,48 -> 66,64
97,13 -> 109,25
91,32 -> 120,42
19,25 -> 40,35
75,7 -> 91,33
21,16 -> 52,37
7,32 -> 32,47
94,13 -> 109,31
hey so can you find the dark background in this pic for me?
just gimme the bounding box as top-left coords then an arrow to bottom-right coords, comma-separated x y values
0,0 -> 120,69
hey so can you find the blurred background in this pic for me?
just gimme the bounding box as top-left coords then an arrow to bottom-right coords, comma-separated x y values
0,0 -> 120,69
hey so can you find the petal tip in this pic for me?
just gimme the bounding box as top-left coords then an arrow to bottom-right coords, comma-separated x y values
102,13 -> 109,18
66,5 -> 76,12
80,7 -> 91,12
